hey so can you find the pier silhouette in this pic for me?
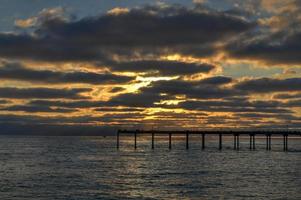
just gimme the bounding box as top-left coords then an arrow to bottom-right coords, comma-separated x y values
117,130 -> 301,151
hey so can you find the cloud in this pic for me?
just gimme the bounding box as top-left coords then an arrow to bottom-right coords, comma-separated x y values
0,105 -> 76,113
29,99 -> 102,108
235,77 -> 301,93
106,91 -> 166,107
0,4 -> 255,62
273,93 -> 301,99
15,18 -> 37,28
227,30 -> 301,64
108,60 -> 215,76
94,107 -> 144,112
0,87 -> 91,99
0,120 -> 116,135
15,7 -> 68,28
284,99 -> 301,107
0,100 -> 9,104
198,76 -> 232,85
1,3 -> 301,132
141,78 -> 242,99
0,61 -> 134,84
30,90 -> 166,108
177,99 -> 292,113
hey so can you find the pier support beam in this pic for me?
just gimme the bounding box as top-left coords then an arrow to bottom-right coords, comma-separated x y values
249,134 -> 256,150
134,131 -> 137,149
117,130 -> 120,149
169,133 -> 172,149
269,135 -> 271,150
249,134 -> 252,150
234,134 -> 239,150
151,132 -> 154,149
202,134 -> 205,150
234,134 -> 237,150
266,134 -> 268,150
237,134 -> 240,150
283,134 -> 288,151
253,135 -> 255,150
219,134 -> 222,150
186,132 -> 189,149
266,134 -> 271,150
286,135 -> 288,151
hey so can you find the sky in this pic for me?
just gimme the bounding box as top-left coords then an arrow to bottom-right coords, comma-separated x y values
0,0 -> 301,135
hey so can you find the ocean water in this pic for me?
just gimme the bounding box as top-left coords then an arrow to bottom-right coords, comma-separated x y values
0,135 -> 300,200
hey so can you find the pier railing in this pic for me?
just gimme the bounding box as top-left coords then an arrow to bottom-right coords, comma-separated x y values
116,130 -> 301,151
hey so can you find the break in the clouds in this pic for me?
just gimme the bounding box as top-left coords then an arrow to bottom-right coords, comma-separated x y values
0,1 -> 301,134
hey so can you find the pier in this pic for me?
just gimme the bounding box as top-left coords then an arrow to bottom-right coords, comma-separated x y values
117,130 -> 301,151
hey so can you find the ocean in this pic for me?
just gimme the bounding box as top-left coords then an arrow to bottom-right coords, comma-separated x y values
0,135 -> 300,200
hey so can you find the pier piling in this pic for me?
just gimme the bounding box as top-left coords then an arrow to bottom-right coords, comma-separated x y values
234,134 -> 237,150
234,134 -> 239,150
186,132 -> 189,149
219,134 -> 222,150
252,135 -> 255,150
151,132 -> 154,149
249,134 -> 256,150
249,134 -> 252,150
202,134 -> 205,150
169,133 -> 172,149
266,135 -> 268,150
266,134 -> 271,150
269,135 -> 271,150
134,131 -> 137,149
283,134 -> 288,151
117,130 -> 120,149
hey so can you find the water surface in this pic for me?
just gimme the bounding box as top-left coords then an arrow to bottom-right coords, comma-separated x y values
0,135 -> 300,200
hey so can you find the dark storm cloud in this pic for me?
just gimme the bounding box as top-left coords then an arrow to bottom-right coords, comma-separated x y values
29,91 -> 164,108
0,87 -> 91,99
0,115 -> 118,135
0,105 -> 76,113
284,99 -> 301,107
106,92 -> 165,107
94,107 -> 144,112
177,100 -> 291,114
0,120 -> 116,135
198,76 -> 232,85
0,62 -> 133,84
227,31 -> 301,64
0,113 -> 138,126
0,5 -> 255,62
273,93 -> 301,99
234,113 -> 301,121
109,87 -> 125,93
0,114 -> 98,124
235,78 -> 301,93
141,78 -> 243,99
0,100 -> 9,104
25,76 -> 301,113
109,60 -> 215,76
29,99 -> 102,108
